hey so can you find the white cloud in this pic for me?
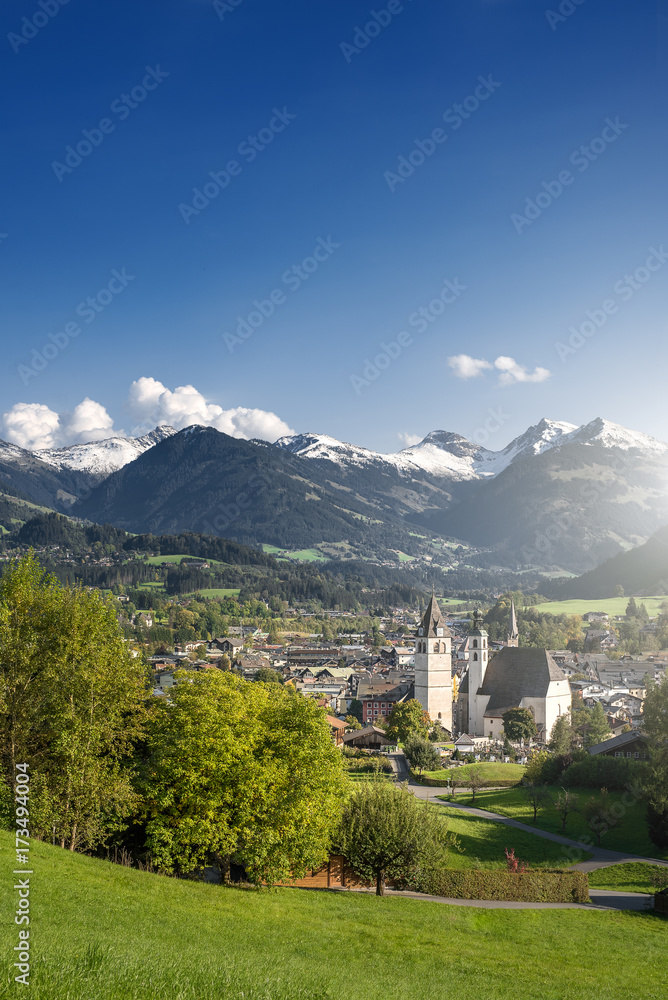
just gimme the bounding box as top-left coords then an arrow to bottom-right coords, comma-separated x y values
397,432 -> 422,447
1,402 -> 62,450
447,354 -> 493,379
447,353 -> 551,386
1,379 -> 295,451
127,377 -> 294,442
493,356 -> 551,385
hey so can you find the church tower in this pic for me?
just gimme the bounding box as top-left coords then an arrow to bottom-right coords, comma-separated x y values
507,599 -> 519,647
467,609 -> 489,736
414,593 -> 453,733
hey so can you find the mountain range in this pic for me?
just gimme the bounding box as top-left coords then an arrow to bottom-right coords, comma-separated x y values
1,417 -> 667,576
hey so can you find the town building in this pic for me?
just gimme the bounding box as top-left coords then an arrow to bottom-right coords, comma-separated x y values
414,594 -> 453,733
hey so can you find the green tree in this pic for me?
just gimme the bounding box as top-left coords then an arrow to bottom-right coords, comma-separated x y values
344,715 -> 362,731
0,554 -> 148,851
549,714 -> 575,755
555,787 -> 579,835
520,781 -> 551,822
502,708 -> 537,744
583,787 -> 617,846
254,667 -> 284,684
587,702 -> 612,747
142,670 -> 346,883
625,597 -> 638,618
385,699 -> 428,744
403,734 -> 441,774
347,699 -> 363,725
466,764 -> 486,805
642,673 -> 668,849
335,781 -> 451,895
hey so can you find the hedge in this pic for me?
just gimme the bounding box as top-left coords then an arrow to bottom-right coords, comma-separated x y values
421,868 -> 589,903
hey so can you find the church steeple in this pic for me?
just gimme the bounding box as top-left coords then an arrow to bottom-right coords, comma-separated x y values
417,592 -> 451,639
507,599 -> 519,647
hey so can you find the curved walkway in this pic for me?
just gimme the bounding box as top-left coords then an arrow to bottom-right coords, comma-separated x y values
339,885 -> 652,911
407,777 -> 668,872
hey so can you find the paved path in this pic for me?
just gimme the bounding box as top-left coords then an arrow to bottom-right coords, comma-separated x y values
407,777 -> 668,872
338,886 -> 652,911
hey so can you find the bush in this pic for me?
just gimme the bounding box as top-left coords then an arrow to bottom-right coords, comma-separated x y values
560,754 -> 645,791
421,868 -> 589,903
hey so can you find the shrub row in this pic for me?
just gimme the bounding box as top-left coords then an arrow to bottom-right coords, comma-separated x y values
539,752 -> 645,790
421,868 -> 589,903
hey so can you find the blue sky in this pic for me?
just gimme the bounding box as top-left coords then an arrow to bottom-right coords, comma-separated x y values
1,0 -> 665,453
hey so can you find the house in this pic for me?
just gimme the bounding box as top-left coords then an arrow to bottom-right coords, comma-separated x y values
583,612 -> 610,623
341,725 -> 394,750
357,681 -> 413,725
453,734 -> 476,753
211,637 -> 245,655
324,715 -> 347,746
588,731 -> 649,759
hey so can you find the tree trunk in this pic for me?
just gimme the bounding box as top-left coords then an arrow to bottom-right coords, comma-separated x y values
376,869 -> 385,896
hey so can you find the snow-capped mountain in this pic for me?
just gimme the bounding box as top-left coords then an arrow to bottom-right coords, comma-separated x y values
277,417 -> 663,483
34,426 -> 177,480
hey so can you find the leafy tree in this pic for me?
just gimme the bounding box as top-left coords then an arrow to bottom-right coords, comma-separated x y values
549,714 -> 575,755
555,787 -> 580,835
335,781 -> 452,895
344,715 -> 362,731
583,787 -> 617,846
385,699 -> 428,744
403,734 -> 441,774
429,722 -> 451,743
523,749 -> 550,784
502,736 -> 516,761
520,781 -> 551,822
0,554 -> 148,851
466,764 -> 486,805
614,584 -> 625,597
347,699 -> 363,725
502,708 -> 537,744
572,703 -> 611,748
254,667 -> 284,685
142,671 -> 346,883
625,597 -> 638,618
642,672 -> 668,850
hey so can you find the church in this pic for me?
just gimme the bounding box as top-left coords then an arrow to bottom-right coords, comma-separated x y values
415,597 -> 571,741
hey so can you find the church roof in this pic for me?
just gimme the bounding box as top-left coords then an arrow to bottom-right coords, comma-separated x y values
478,647 -> 566,714
508,599 -> 519,641
416,594 -> 452,638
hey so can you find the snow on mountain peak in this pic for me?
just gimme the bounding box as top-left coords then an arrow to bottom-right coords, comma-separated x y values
34,426 -> 177,477
565,418 -> 668,453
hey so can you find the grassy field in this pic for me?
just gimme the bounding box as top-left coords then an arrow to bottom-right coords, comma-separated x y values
2,832 -> 667,1000
145,554 -> 229,567
261,544 -> 328,562
192,588 -> 241,599
444,787 -> 668,860
532,596 -> 668,617
424,762 -> 526,785
588,863 -> 668,894
442,807 -> 593,868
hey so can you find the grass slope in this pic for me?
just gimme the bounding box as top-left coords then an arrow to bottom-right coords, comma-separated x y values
424,762 -> 526,784
443,808 -> 593,868
445,787 -> 668,859
533,596 -> 668,617
589,863 -> 668,894
1,832 -> 666,1000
